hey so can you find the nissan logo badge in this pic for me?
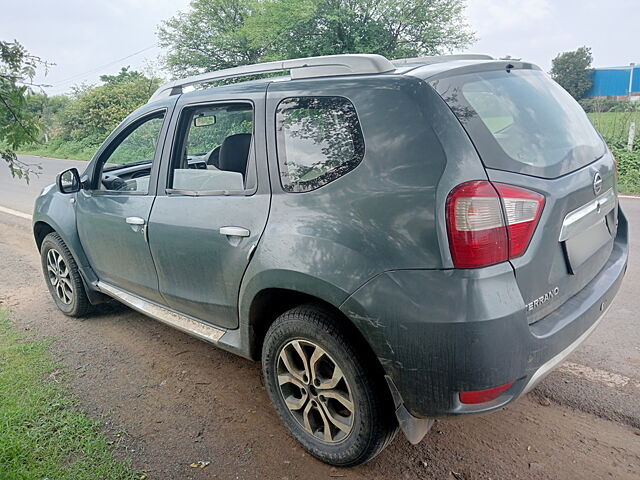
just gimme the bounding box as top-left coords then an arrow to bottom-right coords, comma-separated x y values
593,172 -> 603,195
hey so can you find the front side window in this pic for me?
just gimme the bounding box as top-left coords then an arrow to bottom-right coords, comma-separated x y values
168,103 -> 253,193
97,112 -> 165,193
276,96 -> 364,193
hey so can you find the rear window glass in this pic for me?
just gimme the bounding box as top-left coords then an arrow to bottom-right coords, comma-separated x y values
275,96 -> 364,192
431,69 -> 605,178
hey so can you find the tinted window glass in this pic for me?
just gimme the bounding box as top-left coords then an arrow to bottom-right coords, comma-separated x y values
431,69 -> 605,178
276,96 -> 364,192
169,103 -> 253,192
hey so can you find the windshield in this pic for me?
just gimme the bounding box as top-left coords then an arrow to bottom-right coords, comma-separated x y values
431,69 -> 605,178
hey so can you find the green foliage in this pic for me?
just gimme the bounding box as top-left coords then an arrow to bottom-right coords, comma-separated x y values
158,0 -> 475,75
108,114 -> 165,164
612,147 -> 640,193
550,46 -> 593,100
186,108 -> 253,155
580,98 -> 640,114
60,73 -> 161,144
0,40 -> 44,182
99,66 -> 146,85
588,110 -> 640,194
0,312 -> 138,479
19,68 -> 162,161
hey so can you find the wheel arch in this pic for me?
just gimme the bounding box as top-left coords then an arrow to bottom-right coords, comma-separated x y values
245,287 -> 387,390
33,220 -> 56,250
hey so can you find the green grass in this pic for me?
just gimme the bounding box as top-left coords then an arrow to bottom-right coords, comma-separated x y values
588,111 -> 640,145
587,111 -> 640,194
0,312 -> 139,480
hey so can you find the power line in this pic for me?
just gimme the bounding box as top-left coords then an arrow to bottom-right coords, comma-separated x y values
48,44 -> 159,88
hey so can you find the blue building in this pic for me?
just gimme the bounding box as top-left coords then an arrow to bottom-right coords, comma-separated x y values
584,65 -> 639,99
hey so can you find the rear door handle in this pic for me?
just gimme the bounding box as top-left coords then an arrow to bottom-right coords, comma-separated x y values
126,217 -> 146,226
219,226 -> 250,237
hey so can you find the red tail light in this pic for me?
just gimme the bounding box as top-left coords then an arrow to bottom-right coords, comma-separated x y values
446,181 -> 544,268
459,381 -> 515,404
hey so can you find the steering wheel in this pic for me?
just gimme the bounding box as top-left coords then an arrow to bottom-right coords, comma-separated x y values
102,173 -> 127,191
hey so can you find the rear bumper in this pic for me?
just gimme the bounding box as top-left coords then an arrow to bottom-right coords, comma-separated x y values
340,209 -> 629,418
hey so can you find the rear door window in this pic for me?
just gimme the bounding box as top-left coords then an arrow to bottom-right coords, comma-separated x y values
431,69 -> 606,178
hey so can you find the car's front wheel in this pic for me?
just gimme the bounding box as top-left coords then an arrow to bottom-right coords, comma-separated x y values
40,232 -> 93,317
262,304 -> 398,466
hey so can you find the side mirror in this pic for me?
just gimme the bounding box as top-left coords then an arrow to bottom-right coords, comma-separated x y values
57,168 -> 81,194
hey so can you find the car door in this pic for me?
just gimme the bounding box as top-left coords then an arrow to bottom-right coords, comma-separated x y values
76,100 -> 175,303
147,85 -> 271,329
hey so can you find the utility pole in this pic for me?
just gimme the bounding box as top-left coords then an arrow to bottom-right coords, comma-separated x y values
629,63 -> 635,100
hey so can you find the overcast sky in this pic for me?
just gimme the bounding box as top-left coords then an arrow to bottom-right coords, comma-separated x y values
1,0 -> 636,96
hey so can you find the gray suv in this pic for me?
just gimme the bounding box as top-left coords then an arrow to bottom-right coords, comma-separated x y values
33,54 -> 628,466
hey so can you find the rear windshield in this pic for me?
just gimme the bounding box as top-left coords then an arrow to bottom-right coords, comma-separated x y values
431,69 -> 605,178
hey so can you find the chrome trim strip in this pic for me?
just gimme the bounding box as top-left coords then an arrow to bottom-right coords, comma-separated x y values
522,304 -> 611,394
559,188 -> 616,242
97,282 -> 225,343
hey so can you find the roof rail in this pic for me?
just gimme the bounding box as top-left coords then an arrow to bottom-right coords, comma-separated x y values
392,54 -> 494,65
149,54 -> 395,102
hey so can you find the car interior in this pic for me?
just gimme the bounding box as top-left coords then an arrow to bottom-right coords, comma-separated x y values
100,104 -> 253,193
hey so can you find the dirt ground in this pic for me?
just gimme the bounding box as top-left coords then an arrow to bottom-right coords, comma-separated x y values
1,214 -> 639,480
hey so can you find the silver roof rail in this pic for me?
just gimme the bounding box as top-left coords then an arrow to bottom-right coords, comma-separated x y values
392,54 -> 494,65
149,54 -> 395,102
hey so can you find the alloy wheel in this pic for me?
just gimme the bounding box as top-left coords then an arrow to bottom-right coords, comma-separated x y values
277,339 -> 354,443
46,248 -> 74,305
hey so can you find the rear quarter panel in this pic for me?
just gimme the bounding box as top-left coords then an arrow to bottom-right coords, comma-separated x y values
239,74 -> 486,321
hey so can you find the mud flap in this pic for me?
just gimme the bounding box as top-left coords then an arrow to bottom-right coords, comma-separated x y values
385,375 -> 434,444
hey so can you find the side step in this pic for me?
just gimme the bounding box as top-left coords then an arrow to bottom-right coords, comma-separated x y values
97,282 -> 225,344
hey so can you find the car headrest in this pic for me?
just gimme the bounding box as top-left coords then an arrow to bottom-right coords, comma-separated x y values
219,133 -> 252,175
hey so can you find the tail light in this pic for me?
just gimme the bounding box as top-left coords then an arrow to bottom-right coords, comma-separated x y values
446,181 -> 544,268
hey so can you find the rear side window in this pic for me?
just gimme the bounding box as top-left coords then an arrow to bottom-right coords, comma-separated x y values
276,96 -> 364,192
431,69 -> 605,178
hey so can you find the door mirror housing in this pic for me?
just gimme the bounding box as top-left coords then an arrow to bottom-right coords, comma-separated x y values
57,168 -> 81,194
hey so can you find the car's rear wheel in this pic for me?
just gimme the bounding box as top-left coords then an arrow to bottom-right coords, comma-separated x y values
40,232 -> 93,317
262,304 -> 398,466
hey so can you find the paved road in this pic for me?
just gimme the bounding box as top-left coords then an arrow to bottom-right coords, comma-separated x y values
0,154 -> 639,478
0,155 -> 87,213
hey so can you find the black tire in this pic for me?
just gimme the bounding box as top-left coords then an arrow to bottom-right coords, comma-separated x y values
262,304 -> 398,466
40,232 -> 93,317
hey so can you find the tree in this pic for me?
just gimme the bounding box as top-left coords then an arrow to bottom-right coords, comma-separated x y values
0,40 -> 46,181
550,46 -> 594,100
158,0 -> 475,75
25,93 -> 69,143
99,66 -> 145,85
60,69 -> 162,145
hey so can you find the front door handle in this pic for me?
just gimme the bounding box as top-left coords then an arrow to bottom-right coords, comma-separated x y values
219,226 -> 250,237
125,217 -> 148,242
126,217 -> 145,226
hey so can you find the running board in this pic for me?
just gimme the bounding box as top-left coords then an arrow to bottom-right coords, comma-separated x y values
97,282 -> 225,344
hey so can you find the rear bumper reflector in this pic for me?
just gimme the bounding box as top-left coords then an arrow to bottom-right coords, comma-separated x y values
458,381 -> 515,404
